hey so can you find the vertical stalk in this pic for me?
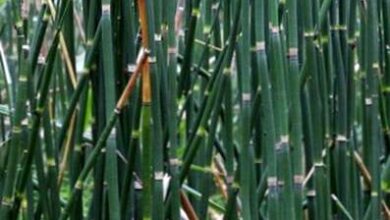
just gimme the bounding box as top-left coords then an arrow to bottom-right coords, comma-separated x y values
268,0 -> 296,219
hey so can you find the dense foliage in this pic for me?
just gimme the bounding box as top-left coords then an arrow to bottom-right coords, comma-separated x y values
0,0 -> 389,219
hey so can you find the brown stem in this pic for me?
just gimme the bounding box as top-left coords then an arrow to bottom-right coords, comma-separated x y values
180,191 -> 199,220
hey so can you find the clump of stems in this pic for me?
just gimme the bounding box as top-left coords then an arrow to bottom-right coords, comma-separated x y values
0,0 -> 389,219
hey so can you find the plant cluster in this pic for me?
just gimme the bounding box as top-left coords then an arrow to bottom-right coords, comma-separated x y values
0,0 -> 389,219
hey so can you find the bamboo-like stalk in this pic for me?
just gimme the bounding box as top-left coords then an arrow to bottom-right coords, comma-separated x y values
363,0 -> 382,218
238,0 -> 255,219
268,0 -> 296,219
253,0 -> 278,218
178,0 -> 201,96
100,3 -> 121,220
167,0 -> 180,219
285,0 -> 304,218
302,0 -> 332,219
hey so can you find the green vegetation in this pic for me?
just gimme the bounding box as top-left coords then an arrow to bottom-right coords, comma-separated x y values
0,0 -> 389,219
